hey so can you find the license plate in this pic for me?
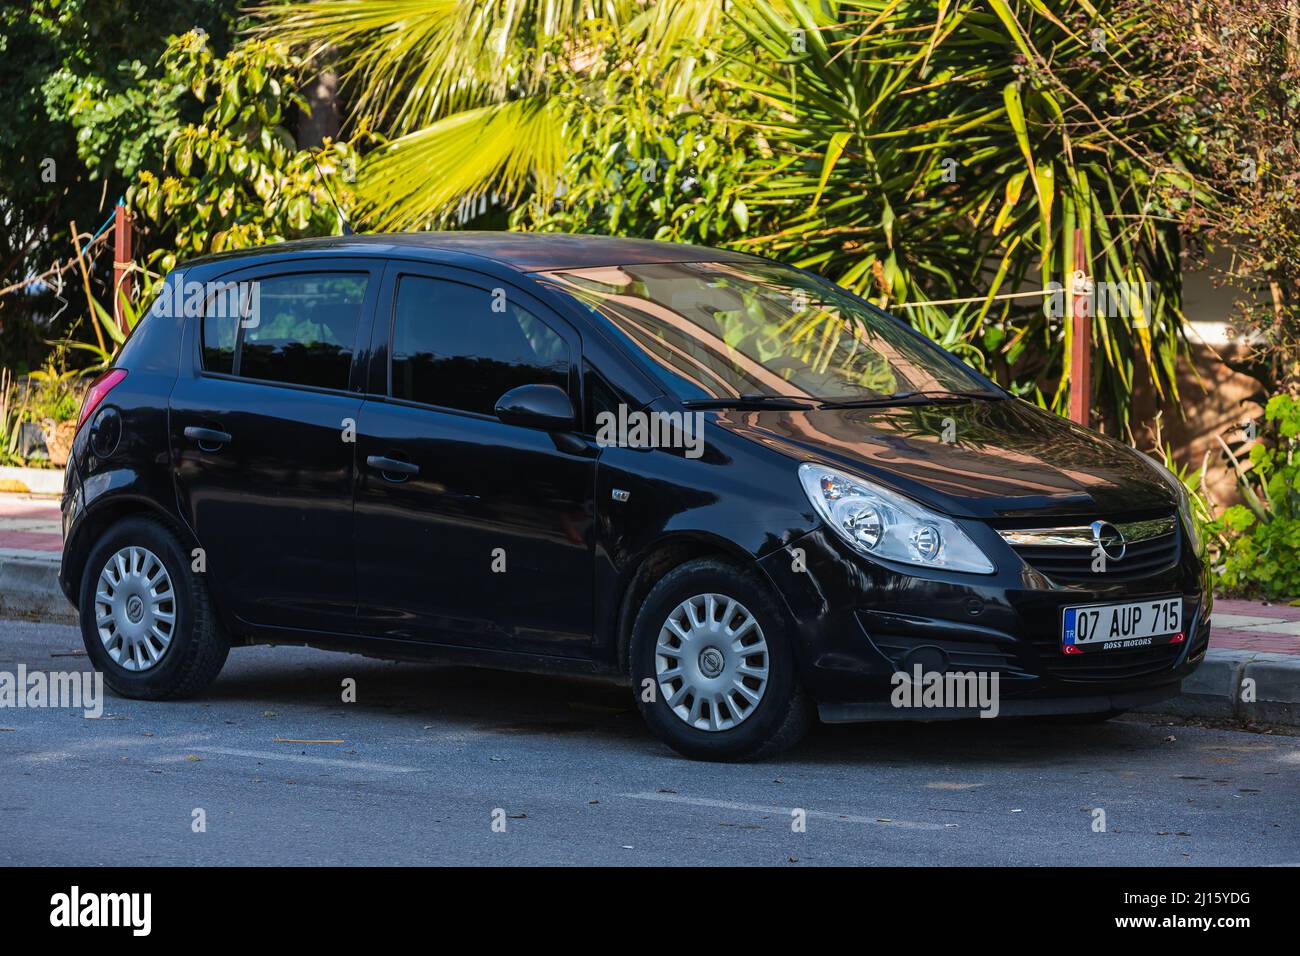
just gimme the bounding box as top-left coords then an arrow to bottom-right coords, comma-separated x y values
1061,597 -> 1184,654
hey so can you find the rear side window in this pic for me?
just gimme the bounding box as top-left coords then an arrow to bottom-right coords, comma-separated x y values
202,272 -> 368,390
241,274 -> 367,389
390,276 -> 569,415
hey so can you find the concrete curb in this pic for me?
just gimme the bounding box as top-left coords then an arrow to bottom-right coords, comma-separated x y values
0,555 -> 75,625
1134,648 -> 1300,726
0,466 -> 64,495
0,552 -> 1298,724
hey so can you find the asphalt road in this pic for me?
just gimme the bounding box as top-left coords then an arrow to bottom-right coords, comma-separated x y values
1,617 -> 1296,866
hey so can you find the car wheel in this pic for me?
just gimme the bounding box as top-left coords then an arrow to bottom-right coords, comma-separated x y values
79,516 -> 229,700
629,558 -> 812,761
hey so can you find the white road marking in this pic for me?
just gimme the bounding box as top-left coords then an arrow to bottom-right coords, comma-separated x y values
190,746 -> 418,774
620,792 -> 949,830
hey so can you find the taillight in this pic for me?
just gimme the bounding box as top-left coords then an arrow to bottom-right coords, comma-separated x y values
76,368 -> 128,433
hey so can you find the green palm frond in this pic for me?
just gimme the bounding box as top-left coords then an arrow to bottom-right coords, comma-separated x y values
356,97 -> 566,230
251,0 -> 600,130
723,0 -> 1191,427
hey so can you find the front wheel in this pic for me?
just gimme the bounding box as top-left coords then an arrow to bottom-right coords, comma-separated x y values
79,516 -> 229,700
629,558 -> 812,761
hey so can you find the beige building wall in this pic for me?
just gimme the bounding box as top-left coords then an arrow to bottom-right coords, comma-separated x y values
1129,255 -> 1265,510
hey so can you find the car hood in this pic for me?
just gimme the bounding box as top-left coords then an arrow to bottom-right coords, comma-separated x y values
712,398 -> 1175,520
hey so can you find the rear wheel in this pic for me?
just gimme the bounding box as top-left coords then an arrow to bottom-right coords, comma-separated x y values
629,558 -> 812,761
79,516 -> 229,699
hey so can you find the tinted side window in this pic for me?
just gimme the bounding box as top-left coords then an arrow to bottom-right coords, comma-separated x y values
390,276 -> 569,415
236,273 -> 367,389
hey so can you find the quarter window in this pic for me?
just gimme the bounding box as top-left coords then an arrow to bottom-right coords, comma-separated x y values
390,276 -> 569,415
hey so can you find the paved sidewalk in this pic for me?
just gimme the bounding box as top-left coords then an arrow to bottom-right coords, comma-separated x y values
0,494 -> 62,562
1209,598 -> 1300,653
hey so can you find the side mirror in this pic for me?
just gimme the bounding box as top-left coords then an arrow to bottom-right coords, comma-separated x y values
494,383 -> 577,431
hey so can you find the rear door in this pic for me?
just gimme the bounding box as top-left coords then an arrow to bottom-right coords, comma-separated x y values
170,258 -> 382,632
352,263 -> 597,657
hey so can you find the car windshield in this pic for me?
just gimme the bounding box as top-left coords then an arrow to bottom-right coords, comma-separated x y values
537,260 -> 989,403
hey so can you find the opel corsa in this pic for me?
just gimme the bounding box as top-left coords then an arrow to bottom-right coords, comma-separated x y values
60,233 -> 1210,760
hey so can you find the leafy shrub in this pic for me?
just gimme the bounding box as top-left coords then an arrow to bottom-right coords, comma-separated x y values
1209,393 -> 1300,601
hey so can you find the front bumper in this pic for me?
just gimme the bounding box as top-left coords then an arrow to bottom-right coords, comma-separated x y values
758,523 -> 1211,719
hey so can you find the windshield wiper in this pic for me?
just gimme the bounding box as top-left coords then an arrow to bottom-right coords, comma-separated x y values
682,393 -> 820,410
817,389 -> 1004,409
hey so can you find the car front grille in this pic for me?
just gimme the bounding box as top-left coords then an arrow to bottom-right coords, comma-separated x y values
998,515 -> 1181,583
1030,635 -> 1184,681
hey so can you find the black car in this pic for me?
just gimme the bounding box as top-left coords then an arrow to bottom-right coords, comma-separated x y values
59,232 -> 1210,760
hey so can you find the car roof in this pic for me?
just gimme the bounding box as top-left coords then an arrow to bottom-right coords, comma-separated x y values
178,231 -> 758,274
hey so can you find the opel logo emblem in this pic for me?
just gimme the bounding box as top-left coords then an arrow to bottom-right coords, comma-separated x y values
1090,520 -> 1126,561
699,648 -> 725,679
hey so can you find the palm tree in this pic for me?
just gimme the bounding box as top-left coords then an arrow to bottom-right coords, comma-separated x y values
725,0 -> 1196,427
254,0 -> 1198,432
252,0 -> 729,229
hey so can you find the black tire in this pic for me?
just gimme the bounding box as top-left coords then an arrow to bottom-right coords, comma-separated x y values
78,515 -> 229,700
629,558 -> 813,761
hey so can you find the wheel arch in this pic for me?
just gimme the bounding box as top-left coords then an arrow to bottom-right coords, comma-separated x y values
63,495 -> 199,612
612,531 -> 787,676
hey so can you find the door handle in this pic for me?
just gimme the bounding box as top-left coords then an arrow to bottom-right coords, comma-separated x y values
366,455 -> 419,479
184,426 -> 232,449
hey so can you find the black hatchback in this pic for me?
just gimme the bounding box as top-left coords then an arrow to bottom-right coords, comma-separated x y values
59,232 -> 1210,760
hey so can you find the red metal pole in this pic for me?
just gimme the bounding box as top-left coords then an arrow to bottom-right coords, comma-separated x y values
113,201 -> 132,335
1069,227 -> 1091,426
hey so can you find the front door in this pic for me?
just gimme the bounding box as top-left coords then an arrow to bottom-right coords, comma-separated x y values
352,265 -> 597,657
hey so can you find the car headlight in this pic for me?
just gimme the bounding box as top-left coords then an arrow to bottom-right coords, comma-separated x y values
798,462 -> 995,573
1141,454 -> 1203,556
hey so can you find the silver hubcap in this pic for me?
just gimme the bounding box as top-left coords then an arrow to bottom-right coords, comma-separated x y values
655,593 -> 769,732
95,546 -> 177,672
